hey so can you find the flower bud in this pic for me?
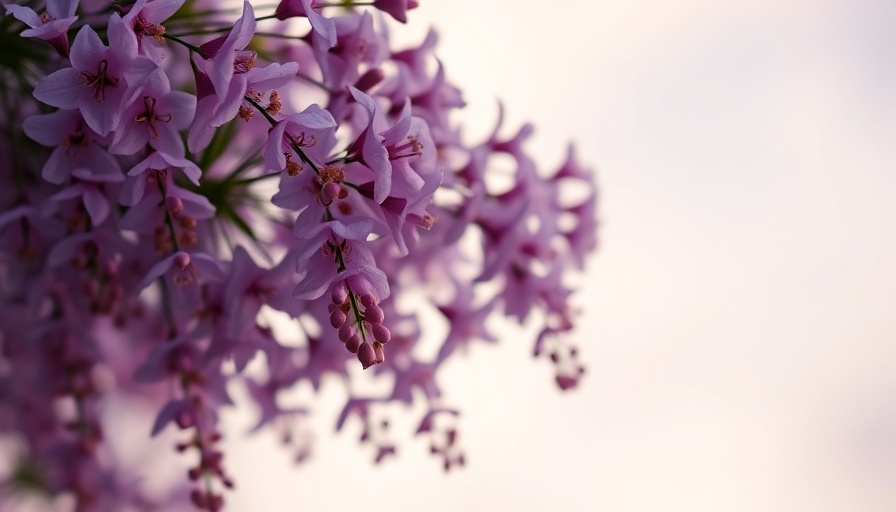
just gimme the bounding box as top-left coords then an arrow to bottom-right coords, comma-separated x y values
329,309 -> 347,329
338,322 -> 355,342
357,342 -> 376,369
175,409 -> 194,429
364,305 -> 384,324
166,196 -> 184,214
174,251 -> 191,270
320,182 -> 340,204
344,333 -> 362,353
331,281 -> 348,304
371,324 -> 391,343
360,294 -> 378,308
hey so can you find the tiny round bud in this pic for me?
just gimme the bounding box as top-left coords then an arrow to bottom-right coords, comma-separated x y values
371,324 -> 391,343
329,309 -> 347,329
320,182 -> 340,204
175,409 -> 194,429
364,305 -> 384,324
357,342 -> 376,369
165,196 -> 184,214
344,333 -> 362,353
174,251 -> 191,270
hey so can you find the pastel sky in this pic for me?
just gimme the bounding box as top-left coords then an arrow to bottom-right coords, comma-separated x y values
222,1 -> 896,510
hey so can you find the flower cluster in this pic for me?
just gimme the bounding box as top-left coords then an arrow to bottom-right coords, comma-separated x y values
0,0 -> 597,509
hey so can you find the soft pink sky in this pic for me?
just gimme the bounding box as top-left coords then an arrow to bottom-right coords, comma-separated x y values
222,1 -> 896,510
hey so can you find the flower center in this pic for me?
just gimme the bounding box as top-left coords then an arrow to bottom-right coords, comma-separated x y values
134,96 -> 172,138
387,135 -> 423,161
77,60 -> 120,102
134,15 -> 166,42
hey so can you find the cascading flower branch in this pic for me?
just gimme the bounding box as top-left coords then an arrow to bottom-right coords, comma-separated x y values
0,0 -> 598,509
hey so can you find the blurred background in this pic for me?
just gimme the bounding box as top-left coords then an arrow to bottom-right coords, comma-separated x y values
224,1 -> 896,510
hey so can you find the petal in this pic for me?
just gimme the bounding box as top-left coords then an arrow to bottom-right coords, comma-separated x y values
106,13 -> 137,62
4,5 -> 42,28
304,0 -> 336,47
137,252 -> 178,292
23,109 -> 80,146
47,0 -> 78,19
163,91 -> 196,129
150,126 -> 186,159
69,24 -> 105,71
33,68 -> 82,109
292,104 -> 337,130
82,187 -> 110,225
246,61 -> 299,92
119,175 -> 146,206
210,74 -> 248,127
144,0 -> 184,23
292,253 -> 337,300
41,146 -> 73,184
264,122 -> 289,173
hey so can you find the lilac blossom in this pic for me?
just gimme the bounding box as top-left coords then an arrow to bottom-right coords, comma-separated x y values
1,1 -> 598,509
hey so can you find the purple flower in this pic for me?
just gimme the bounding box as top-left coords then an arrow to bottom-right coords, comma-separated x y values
121,0 -> 185,61
42,167 -> 124,226
4,0 -> 79,55
33,14 -> 158,136
23,108 -> 122,184
119,151 -> 202,206
292,219 -> 389,302
111,82 -> 196,157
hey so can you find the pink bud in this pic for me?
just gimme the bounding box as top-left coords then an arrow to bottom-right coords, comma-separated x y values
371,324 -> 391,343
555,374 -> 578,391
364,305 -> 384,324
357,342 -> 376,369
331,281 -> 348,304
166,196 -> 184,214
320,182 -> 340,204
360,294 -> 378,308
329,309 -> 347,329
338,322 -> 355,342
174,251 -> 191,270
344,333 -> 362,353
175,409 -> 194,429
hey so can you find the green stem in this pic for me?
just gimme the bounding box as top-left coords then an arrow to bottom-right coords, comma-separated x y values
162,33 -> 201,53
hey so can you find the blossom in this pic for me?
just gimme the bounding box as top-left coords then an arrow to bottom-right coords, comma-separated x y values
22,108 -> 121,184
33,14 -> 158,136
4,0 -> 79,55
